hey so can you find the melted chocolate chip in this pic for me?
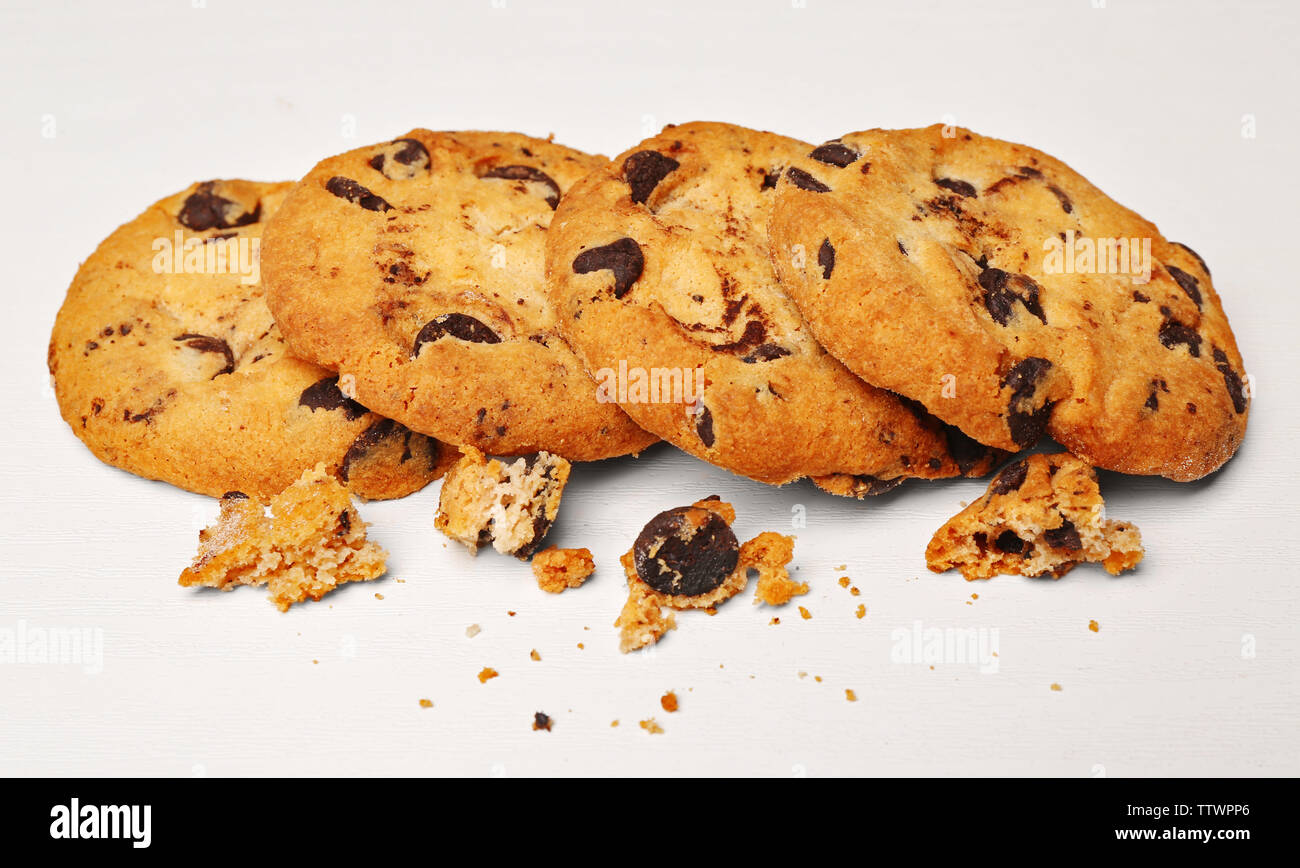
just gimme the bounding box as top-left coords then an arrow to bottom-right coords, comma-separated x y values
221,491 -> 249,501
934,177 -> 977,198
1158,315 -> 1202,357
368,138 -> 430,179
741,343 -> 792,363
1133,290 -> 1150,303
1165,265 -> 1203,309
1212,347 -> 1248,414
818,238 -> 835,279
897,240 -> 908,256
990,459 -> 1029,495
325,176 -> 391,212
174,333 -> 235,378
808,142 -> 860,167
978,267 -> 1047,326
623,150 -> 680,205
483,165 -> 562,209
1003,357 -> 1053,447
633,505 -> 740,596
533,712 -> 553,732
759,168 -> 780,190
1017,166 -> 1043,179
785,168 -> 830,193
1144,378 -> 1167,411
1046,184 -> 1073,213
994,530 -> 1027,555
413,313 -> 502,356
178,182 -> 261,231
337,510 -> 352,536
299,376 -> 367,420
572,237 -> 644,298
1044,519 -> 1082,551
694,404 -> 715,447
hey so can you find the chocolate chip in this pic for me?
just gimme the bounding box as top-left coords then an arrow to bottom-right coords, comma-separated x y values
785,168 -> 830,193
532,712 -> 553,732
1213,347 -> 1248,414
994,530 -> 1027,555
1144,379 -> 1166,411
483,165 -> 562,209
337,510 -> 352,536
978,267 -> 1047,326
1002,357 -> 1053,447
1044,519 -> 1082,551
989,459 -> 1029,495
572,237 -> 644,298
1165,265 -> 1203,310
221,491 -> 249,501
412,313 -> 502,356
1133,290 -> 1150,303
339,418 -> 397,480
174,333 -> 235,378
897,240 -> 908,256
299,376 -> 367,420
1158,315 -> 1202,357
759,168 -> 780,190
633,505 -> 740,596
809,142 -> 860,168
1172,242 -> 1210,277
178,182 -> 261,231
934,177 -> 977,198
694,404 -> 715,447
368,138 -> 430,180
818,238 -> 835,279
1046,184 -> 1073,213
1017,166 -> 1043,179
740,343 -> 791,363
325,176 -> 391,212
623,150 -> 680,205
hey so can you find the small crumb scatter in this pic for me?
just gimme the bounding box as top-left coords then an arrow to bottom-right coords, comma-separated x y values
533,712 -> 553,732
855,604 -> 866,619
1089,620 -> 1100,632
466,624 -> 481,638
477,667 -> 499,683
418,698 -> 433,709
530,649 -> 541,661
660,691 -> 679,712
1051,683 -> 1063,692
845,689 -> 857,702
640,718 -> 664,735
798,606 -> 812,620
838,576 -> 850,588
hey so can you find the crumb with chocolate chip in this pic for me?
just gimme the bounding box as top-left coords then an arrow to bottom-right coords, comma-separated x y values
435,446 -> 570,559
532,546 -> 595,593
532,712 -> 553,731
178,463 -> 387,611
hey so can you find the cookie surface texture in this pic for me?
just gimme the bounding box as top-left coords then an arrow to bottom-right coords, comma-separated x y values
770,125 -> 1248,481
49,180 -> 452,500
545,121 -> 999,487
263,130 -> 655,461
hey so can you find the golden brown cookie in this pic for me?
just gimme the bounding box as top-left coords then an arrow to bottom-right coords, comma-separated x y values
926,453 -> 1144,580
262,130 -> 655,461
770,126 -> 1248,481
48,180 -> 452,500
545,121 -> 1000,490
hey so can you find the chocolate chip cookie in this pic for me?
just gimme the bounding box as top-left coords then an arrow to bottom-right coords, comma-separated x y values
926,453 -> 1144,579
262,130 -> 655,461
48,180 -> 453,500
770,125 -> 1248,481
545,122 -> 998,488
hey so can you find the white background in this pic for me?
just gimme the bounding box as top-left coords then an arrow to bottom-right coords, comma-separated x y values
2,0 -> 1297,777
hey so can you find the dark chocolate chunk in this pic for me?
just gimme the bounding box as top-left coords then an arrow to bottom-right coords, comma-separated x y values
178,182 -> 261,231
221,491 -> 249,501
623,150 -> 680,205
1002,357 -> 1054,447
337,510 -> 352,536
1212,347 -> 1248,414
532,712 -> 553,732
994,530 -> 1027,555
368,137 -> 430,179
1166,265 -> 1203,309
413,313 -> 502,356
785,167 -> 830,193
1133,290 -> 1150,303
483,164 -> 562,209
1044,519 -> 1082,551
694,404 -> 715,447
990,459 -> 1029,495
325,176 -> 391,212
808,142 -> 859,168
572,237 -> 644,298
299,376 -> 367,420
934,177 -> 977,198
1016,166 -> 1043,179
818,238 -> 835,279
978,266 -> 1047,326
1158,315 -> 1202,357
759,168 -> 780,190
740,343 -> 792,363
633,505 -> 740,596
174,333 -> 235,378
339,418 -> 397,480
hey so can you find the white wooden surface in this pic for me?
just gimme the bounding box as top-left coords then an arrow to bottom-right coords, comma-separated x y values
2,0 -> 1297,777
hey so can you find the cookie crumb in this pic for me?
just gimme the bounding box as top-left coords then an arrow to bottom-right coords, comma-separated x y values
639,718 -> 664,735
814,675 -> 822,683
838,576 -> 850,588
833,564 -> 846,571
660,691 -> 679,712
1088,619 -> 1100,632
849,586 -> 860,596
466,624 -> 481,638
529,649 -> 541,661
533,546 -> 594,593
477,667 -> 499,684
1050,683 -> 1063,692
532,712 -> 553,732
855,604 -> 866,619
845,689 -> 857,702
610,720 -> 619,728
418,698 -> 433,709
576,642 -> 585,649
374,592 -> 384,600
798,606 -> 812,620
769,617 -> 780,625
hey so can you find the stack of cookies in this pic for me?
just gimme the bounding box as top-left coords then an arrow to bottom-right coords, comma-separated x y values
48,121 -> 1249,606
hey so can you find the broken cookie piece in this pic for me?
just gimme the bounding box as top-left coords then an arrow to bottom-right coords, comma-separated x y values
615,496 -> 798,652
179,463 -> 388,610
435,447 -> 570,559
532,546 -> 595,593
926,453 -> 1144,580
745,533 -> 806,605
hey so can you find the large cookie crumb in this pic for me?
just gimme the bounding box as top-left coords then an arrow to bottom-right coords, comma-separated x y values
178,463 -> 387,610
532,546 -> 595,593
435,446 -> 570,558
